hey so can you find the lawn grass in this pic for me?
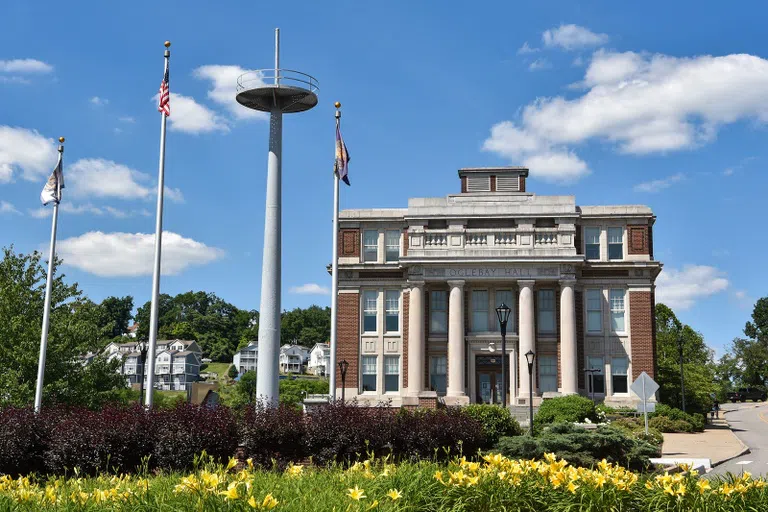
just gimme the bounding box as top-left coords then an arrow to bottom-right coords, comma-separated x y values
203,362 -> 232,382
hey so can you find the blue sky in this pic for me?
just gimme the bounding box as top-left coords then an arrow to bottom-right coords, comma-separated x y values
1,1 -> 766,356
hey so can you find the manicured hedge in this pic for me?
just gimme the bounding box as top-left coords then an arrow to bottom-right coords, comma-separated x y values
534,395 -> 599,428
0,402 -> 492,476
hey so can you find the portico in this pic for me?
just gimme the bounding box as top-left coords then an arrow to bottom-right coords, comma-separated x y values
405,264 -> 579,405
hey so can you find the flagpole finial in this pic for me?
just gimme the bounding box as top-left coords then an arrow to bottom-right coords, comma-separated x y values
58,137 -> 65,143
334,102 -> 341,109
164,40 -> 171,48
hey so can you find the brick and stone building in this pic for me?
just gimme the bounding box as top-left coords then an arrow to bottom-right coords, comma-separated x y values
332,166 -> 661,408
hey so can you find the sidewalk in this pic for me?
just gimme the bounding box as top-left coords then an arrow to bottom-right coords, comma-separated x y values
660,418 -> 748,467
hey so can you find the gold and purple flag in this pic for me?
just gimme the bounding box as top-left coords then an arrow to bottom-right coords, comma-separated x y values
335,124 -> 350,186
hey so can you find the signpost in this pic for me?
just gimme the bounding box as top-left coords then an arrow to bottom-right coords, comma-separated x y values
631,371 -> 659,435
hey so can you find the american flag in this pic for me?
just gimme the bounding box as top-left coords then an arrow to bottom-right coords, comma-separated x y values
158,66 -> 170,116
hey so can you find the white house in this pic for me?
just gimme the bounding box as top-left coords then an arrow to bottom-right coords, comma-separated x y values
233,341 -> 258,375
308,343 -> 330,376
279,344 -> 310,374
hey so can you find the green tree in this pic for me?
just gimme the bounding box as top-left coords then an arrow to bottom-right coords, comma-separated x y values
278,378 -> 329,409
0,247 -> 127,407
280,306 -> 331,345
722,297 -> 768,390
97,295 -> 134,340
228,364 -> 239,379
655,303 -> 717,414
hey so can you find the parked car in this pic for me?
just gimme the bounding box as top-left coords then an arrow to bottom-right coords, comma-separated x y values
727,388 -> 767,402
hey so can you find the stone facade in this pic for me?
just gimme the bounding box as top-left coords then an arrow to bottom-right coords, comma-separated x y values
332,167 -> 661,407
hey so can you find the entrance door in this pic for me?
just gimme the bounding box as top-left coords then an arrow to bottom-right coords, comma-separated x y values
475,355 -> 507,404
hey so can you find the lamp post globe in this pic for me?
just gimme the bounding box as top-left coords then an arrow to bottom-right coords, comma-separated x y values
495,303 -> 512,407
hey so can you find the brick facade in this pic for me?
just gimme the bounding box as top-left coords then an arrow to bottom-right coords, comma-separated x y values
402,228 -> 408,257
519,175 -> 526,192
490,175 -> 497,192
629,291 -> 656,380
628,225 -> 650,255
460,176 -> 467,193
339,229 -> 360,258
336,292 -> 360,388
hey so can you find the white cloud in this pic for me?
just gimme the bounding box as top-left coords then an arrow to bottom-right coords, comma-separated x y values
90,96 -> 108,106
56,231 -> 224,277
542,24 -> 608,50
289,283 -> 330,295
483,50 -> 768,183
0,126 -> 57,183
633,173 -> 685,193
0,200 -> 20,214
159,92 -> 229,134
193,65 -> 267,120
517,42 -> 539,55
0,59 -> 53,74
68,159 -> 152,200
164,186 -> 184,203
529,58 -> 552,71
118,116 -> 135,123
656,265 -> 729,310
28,203 -> 134,218
572,56 -> 585,67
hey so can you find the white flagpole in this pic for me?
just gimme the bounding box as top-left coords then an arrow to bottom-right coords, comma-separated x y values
145,41 -> 171,408
329,106 -> 341,400
34,137 -> 64,412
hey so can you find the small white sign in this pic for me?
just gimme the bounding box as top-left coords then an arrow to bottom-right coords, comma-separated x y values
637,402 -> 656,413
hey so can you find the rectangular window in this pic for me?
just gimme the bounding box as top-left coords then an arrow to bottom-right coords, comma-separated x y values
608,227 -> 623,260
588,357 -> 605,394
610,289 -> 625,332
585,227 -> 600,260
361,356 -> 377,392
537,290 -> 555,333
495,290 -> 515,332
471,290 -> 489,332
385,230 -> 400,262
612,357 -> 628,394
430,356 -> 447,395
539,355 -> 558,393
586,289 -> 602,333
363,290 -> 378,333
363,230 -> 378,262
385,290 -> 400,332
384,356 -> 399,392
430,291 -> 447,333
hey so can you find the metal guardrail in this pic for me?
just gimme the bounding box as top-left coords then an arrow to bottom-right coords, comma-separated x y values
236,69 -> 319,94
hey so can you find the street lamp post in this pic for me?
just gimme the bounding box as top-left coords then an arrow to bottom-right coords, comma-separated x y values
585,368 -> 599,403
338,360 -> 349,403
525,350 -> 535,436
495,303 -> 512,407
677,330 -> 686,412
137,341 -> 148,407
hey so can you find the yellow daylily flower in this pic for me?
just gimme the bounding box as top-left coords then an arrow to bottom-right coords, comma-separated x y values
221,483 -> 240,501
386,489 -> 402,501
227,457 -> 238,471
697,479 -> 711,494
347,485 -> 366,501
262,493 -> 279,509
286,464 -> 304,478
567,481 -> 579,494
366,499 -> 379,510
248,496 -> 258,509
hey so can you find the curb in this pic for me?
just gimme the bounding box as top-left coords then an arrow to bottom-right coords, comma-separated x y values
710,415 -> 751,468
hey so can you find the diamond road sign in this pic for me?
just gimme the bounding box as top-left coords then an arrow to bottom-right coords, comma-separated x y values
631,371 -> 659,401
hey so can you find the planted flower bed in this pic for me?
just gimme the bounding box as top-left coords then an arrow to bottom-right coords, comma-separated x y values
0,453 -> 766,511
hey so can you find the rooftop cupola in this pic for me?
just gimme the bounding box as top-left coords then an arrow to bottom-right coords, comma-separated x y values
458,167 -> 529,194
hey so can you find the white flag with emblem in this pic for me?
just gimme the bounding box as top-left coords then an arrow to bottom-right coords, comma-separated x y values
40,156 -> 64,205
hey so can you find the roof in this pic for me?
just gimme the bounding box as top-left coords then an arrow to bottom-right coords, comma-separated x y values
457,166 -> 529,177
173,350 -> 195,357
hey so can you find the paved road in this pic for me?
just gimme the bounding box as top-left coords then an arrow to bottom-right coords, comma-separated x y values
708,401 -> 768,478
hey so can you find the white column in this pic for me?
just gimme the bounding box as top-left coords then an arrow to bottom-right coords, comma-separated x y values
407,283 -> 424,396
518,280 -> 536,401
447,280 -> 466,398
560,280 -> 578,395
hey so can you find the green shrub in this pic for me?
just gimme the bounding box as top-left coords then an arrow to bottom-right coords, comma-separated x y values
463,405 -> 523,445
652,404 -> 704,432
609,416 -> 664,446
535,395 -> 598,427
495,422 -> 660,472
648,415 -> 695,433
